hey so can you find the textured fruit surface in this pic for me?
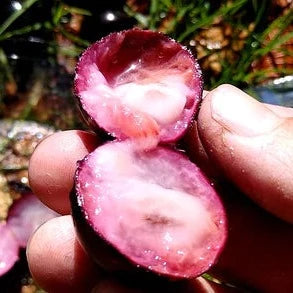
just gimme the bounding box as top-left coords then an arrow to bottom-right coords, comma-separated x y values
75,29 -> 203,146
73,141 -> 226,279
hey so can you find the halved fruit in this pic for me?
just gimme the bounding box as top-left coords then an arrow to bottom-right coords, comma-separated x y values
74,29 -> 203,147
0,192 -> 58,277
71,141 -> 226,279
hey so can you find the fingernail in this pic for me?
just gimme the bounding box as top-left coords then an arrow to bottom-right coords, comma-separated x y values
210,85 -> 281,136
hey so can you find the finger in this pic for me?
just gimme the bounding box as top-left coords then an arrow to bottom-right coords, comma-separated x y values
28,130 -> 99,214
27,216 -> 100,293
27,217 -> 237,293
92,276 -> 238,292
265,103 -> 293,117
197,84 -> 293,223
27,215 -> 237,293
176,87 -> 293,291
185,93 -> 293,176
212,186 -> 293,293
184,120 -> 221,178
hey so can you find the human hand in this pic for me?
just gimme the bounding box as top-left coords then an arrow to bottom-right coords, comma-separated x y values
27,84 -> 293,292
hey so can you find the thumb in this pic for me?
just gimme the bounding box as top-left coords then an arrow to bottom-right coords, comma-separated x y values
197,84 -> 293,223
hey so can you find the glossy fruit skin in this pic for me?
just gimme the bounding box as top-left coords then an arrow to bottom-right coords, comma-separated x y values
74,28 -> 203,143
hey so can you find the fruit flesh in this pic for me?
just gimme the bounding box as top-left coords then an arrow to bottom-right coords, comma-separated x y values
72,29 -> 226,280
75,29 -> 202,144
0,223 -> 19,276
75,142 -> 226,278
0,193 -> 58,277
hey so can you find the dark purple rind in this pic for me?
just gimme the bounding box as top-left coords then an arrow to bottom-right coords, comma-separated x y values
70,188 -> 130,271
71,158 -> 165,280
74,28 -> 203,143
71,186 -> 174,285
70,158 -> 134,273
70,143 -> 227,280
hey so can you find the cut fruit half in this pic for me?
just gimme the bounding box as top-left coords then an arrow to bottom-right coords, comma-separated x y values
0,192 -> 59,277
74,29 -> 203,147
71,141 -> 227,279
7,192 -> 59,248
0,223 -> 19,276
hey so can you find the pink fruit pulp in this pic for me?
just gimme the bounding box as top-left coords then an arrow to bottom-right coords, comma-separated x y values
0,193 -> 58,277
73,142 -> 227,279
7,192 -> 59,248
74,29 -> 203,145
72,29 -> 227,280
0,223 -> 19,276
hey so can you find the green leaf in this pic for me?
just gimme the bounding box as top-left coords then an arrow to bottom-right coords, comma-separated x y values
57,45 -> 84,57
164,3 -> 193,34
0,23 -> 42,41
63,6 -> 92,16
0,48 -> 14,83
124,6 -> 149,28
244,68 -> 293,84
52,3 -> 65,26
59,27 -> 90,47
149,0 -> 160,30
259,11 -> 293,43
256,31 -> 293,57
0,0 -> 39,35
177,0 -> 248,42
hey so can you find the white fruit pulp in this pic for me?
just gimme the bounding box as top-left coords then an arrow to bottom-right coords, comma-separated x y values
115,74 -> 188,125
78,143 -> 221,277
80,63 -> 190,128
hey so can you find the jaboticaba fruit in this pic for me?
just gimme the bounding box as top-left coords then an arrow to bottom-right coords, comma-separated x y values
74,29 -> 203,148
71,141 -> 227,279
71,29 -> 227,280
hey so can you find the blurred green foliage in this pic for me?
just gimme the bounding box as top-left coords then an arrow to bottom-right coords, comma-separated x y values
125,0 -> 293,89
0,0 -> 292,93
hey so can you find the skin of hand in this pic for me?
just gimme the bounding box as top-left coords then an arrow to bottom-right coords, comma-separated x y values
27,84 -> 293,292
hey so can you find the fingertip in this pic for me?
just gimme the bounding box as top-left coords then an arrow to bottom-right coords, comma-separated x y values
197,84 -> 293,223
27,216 -> 99,293
29,130 -> 99,214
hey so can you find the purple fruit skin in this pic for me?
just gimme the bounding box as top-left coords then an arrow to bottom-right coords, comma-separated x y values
70,165 -> 131,273
70,143 -> 227,280
74,29 -> 203,143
